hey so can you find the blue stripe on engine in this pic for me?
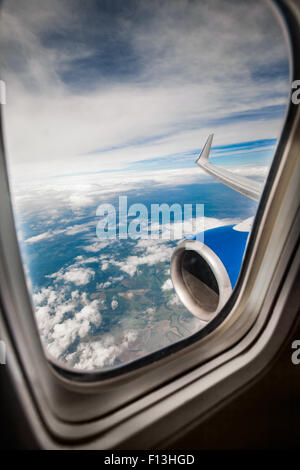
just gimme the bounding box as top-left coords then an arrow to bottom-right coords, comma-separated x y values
191,225 -> 249,288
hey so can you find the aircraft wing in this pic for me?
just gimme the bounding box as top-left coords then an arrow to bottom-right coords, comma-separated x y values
195,134 -> 263,202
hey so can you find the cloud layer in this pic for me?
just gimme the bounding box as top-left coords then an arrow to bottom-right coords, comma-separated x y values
0,0 -> 289,181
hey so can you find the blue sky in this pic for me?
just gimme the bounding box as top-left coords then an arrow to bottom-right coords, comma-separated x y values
125,138 -> 277,172
0,0 -> 290,181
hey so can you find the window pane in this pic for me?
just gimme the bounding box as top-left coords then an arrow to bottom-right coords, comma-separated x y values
0,0 -> 290,371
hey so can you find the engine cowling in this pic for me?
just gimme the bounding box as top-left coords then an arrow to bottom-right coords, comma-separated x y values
170,224 -> 249,321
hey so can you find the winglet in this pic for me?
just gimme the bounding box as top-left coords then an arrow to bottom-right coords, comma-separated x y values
195,133 -> 214,164
195,134 -> 262,202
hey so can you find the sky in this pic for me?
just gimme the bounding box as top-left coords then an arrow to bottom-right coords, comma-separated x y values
0,0 -> 290,183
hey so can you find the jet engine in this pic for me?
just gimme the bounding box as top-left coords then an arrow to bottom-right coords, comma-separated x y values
170,224 -> 250,321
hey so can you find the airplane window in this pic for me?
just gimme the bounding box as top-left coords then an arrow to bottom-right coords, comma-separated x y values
0,0 -> 290,371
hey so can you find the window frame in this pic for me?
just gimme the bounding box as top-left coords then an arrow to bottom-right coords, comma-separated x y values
0,0 -> 299,448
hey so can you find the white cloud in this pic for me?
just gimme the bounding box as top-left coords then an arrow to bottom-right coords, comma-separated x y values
1,0 -> 289,183
162,279 -> 173,291
97,281 -> 111,289
74,255 -> 98,265
66,330 -> 138,370
48,266 -> 95,286
160,215 -> 240,240
168,293 -> 181,306
112,241 -> 174,276
230,165 -> 269,182
24,222 -> 94,244
109,275 -> 124,283
82,241 -> 111,253
49,299 -> 102,358
32,285 -> 103,358
69,194 -> 95,210
29,235 -> 209,369
111,216 -> 240,276
25,231 -> 53,244
31,276 -> 141,369
146,307 -> 155,315
64,224 -> 92,236
63,268 -> 94,285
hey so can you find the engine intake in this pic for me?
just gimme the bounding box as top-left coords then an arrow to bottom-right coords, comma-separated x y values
170,240 -> 232,321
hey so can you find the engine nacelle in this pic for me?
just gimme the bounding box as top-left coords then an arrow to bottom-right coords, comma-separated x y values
170,224 -> 249,321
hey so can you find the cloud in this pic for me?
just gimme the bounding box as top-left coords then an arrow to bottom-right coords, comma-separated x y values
31,280 -> 140,369
74,255 -> 98,265
162,279 -> 173,291
48,298 -> 102,358
25,231 -> 53,244
63,268 -> 94,285
108,215 -> 241,276
1,0 -> 289,182
109,275 -> 124,283
65,330 -> 138,370
82,241 -> 111,253
48,266 -> 95,286
159,216 -> 240,240
101,261 -> 109,271
97,281 -> 111,289
33,286 -> 57,305
111,239 -> 174,276
230,165 -> 269,179
168,293 -> 181,306
68,194 -> 95,210
28,220 -> 214,369
24,222 -> 94,244
33,285 -> 103,359
13,160 -> 268,230
64,223 -> 92,235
